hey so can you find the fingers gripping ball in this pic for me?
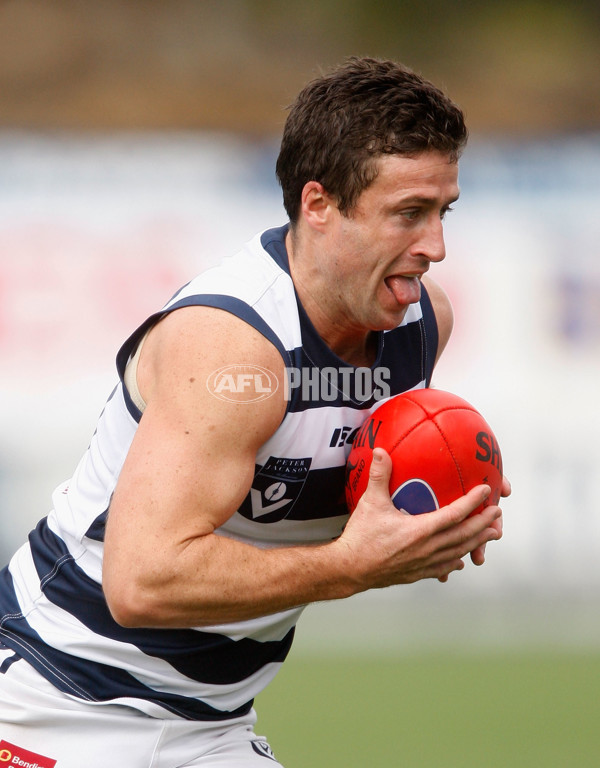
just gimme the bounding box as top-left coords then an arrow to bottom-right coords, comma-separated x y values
345,388 -> 503,515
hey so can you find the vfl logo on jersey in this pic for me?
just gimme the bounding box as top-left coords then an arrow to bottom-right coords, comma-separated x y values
391,479 -> 439,516
250,740 -> 278,761
239,456 -> 312,523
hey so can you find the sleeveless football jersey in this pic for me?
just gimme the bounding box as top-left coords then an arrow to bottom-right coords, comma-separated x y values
0,225 -> 439,720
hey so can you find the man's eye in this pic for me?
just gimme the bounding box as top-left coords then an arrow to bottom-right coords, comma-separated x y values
440,206 -> 455,220
401,209 -> 420,221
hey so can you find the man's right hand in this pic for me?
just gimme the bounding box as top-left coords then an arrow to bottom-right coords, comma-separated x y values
333,447 -> 503,591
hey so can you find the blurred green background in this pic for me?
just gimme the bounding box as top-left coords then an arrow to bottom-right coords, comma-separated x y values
1,2 -> 599,766
256,652 -> 600,767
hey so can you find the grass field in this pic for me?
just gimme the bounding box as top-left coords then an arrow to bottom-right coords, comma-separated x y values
255,651 -> 600,767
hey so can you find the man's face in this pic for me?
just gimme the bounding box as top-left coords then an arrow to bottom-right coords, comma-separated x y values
325,150 -> 460,333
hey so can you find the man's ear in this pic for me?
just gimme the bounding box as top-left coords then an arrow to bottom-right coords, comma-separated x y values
299,181 -> 336,232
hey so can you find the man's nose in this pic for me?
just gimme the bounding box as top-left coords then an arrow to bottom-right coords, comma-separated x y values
417,216 -> 446,263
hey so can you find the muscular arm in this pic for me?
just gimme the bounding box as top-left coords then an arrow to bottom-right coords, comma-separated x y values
103,306 -> 503,629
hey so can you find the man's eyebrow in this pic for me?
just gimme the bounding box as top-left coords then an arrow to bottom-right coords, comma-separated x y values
393,192 -> 460,206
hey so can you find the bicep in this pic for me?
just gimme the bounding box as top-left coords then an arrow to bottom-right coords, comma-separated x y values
109,399 -> 257,545
104,307 -> 287,581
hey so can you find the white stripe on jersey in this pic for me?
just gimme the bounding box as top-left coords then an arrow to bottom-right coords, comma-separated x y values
215,515 -> 350,547
7,543 -> 299,712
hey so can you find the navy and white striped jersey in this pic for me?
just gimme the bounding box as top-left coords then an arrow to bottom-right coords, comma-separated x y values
0,225 -> 439,720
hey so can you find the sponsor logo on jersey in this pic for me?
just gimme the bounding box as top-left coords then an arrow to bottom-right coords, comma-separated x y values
0,741 -> 57,768
239,456 -> 312,523
250,740 -> 278,761
329,425 -> 360,448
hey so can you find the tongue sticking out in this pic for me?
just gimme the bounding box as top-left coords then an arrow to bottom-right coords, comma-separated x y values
385,275 -> 422,306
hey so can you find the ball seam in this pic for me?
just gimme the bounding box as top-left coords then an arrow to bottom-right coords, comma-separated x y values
430,412 -> 470,495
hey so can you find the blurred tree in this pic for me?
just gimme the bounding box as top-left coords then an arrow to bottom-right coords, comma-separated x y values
0,0 -> 598,135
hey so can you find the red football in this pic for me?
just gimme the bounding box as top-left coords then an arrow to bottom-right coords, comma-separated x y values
345,388 -> 503,515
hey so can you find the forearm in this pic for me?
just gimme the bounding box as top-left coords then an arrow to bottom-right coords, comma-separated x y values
104,531 -> 358,628
104,449 -> 503,630
105,488 -> 502,629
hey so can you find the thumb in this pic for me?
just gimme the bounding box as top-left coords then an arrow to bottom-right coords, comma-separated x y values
362,448 -> 393,503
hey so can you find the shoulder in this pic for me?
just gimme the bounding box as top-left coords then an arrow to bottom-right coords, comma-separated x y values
421,275 -> 454,363
138,305 -> 288,448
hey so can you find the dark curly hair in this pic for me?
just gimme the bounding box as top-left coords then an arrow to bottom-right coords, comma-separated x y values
276,57 -> 468,224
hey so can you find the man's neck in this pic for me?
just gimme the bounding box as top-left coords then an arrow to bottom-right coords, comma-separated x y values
285,229 -> 377,368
